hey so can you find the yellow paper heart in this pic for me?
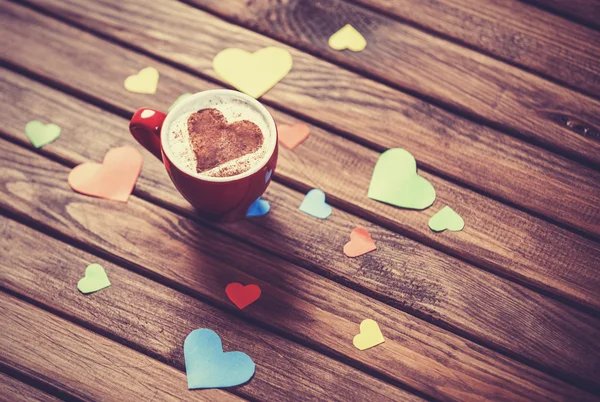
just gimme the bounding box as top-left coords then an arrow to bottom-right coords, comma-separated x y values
124,67 -> 159,94
353,319 -> 385,350
213,47 -> 293,98
329,24 -> 367,52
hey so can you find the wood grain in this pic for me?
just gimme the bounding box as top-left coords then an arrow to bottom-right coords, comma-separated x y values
10,0 -> 600,237
0,218 -> 420,402
1,9 -> 599,315
0,292 -> 240,402
524,0 -> 600,29
1,139 -> 598,401
0,372 -> 61,402
3,68 -> 600,389
344,0 -> 600,96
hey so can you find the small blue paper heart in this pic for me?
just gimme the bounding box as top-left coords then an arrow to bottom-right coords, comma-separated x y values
299,188 -> 332,219
246,197 -> 270,217
184,329 -> 255,389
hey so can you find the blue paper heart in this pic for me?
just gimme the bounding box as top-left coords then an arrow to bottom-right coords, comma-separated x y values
299,188 -> 332,219
246,197 -> 270,217
184,329 -> 255,389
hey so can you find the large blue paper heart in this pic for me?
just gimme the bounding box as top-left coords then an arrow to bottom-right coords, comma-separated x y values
184,329 -> 255,389
246,197 -> 270,217
299,188 -> 332,219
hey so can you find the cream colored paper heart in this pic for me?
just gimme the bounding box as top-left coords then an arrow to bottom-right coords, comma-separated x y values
353,319 -> 385,350
77,264 -> 111,294
213,47 -> 293,98
124,67 -> 159,94
329,24 -> 367,52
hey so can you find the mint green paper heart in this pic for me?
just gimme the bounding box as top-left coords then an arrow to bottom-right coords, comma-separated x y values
429,206 -> 464,232
25,120 -> 61,148
368,148 -> 436,209
168,93 -> 192,112
77,264 -> 111,294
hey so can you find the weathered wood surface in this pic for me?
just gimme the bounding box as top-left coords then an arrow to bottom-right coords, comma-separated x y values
12,0 -> 600,236
524,0 -> 600,29
0,217 -> 419,402
3,68 -> 600,390
0,372 -> 61,402
344,0 -> 600,97
0,292 -> 241,402
1,4 -> 599,321
2,138 -> 597,401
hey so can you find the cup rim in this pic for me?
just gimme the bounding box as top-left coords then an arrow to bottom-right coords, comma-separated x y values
161,89 -> 277,183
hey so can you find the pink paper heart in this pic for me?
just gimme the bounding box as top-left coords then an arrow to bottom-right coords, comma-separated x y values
343,227 -> 376,257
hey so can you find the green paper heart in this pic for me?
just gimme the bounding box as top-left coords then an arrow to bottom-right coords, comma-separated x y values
368,148 -> 436,209
429,206 -> 464,232
25,120 -> 61,148
168,93 -> 193,112
78,264 -> 111,294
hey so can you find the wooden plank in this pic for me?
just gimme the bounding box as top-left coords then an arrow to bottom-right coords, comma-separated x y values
0,218 -> 420,401
0,372 -> 61,402
0,292 -> 240,402
9,0 -> 600,237
3,61 -> 600,392
1,139 -> 598,401
524,0 -> 600,30
3,69 -> 600,390
0,11 -> 598,317
344,0 -> 600,95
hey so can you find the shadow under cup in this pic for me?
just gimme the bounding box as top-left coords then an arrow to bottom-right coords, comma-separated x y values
130,89 -> 279,223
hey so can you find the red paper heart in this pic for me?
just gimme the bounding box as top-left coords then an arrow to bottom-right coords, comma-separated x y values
343,227 -> 376,257
277,123 -> 310,150
68,146 -> 143,202
225,283 -> 261,309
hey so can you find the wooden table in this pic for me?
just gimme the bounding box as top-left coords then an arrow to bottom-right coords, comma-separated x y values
1,0 -> 599,400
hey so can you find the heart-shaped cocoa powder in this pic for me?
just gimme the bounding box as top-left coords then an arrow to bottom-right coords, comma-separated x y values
186,108 -> 263,175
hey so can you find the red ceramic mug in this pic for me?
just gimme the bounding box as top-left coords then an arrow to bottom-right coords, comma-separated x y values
129,89 -> 278,222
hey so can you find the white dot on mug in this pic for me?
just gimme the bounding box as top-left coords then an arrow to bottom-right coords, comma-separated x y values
265,169 -> 273,183
141,109 -> 155,119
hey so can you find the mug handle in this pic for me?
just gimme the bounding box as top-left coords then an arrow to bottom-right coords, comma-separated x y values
129,108 -> 167,160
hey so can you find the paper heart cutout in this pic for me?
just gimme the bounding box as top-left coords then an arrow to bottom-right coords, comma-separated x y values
213,47 -> 293,98
329,24 -> 367,52
344,227 -> 376,257
277,123 -> 310,150
25,120 -> 61,148
246,197 -> 270,217
429,206 -> 464,232
184,328 -> 255,389
225,283 -> 262,309
68,146 -> 143,202
299,189 -> 332,219
124,67 -> 159,94
168,93 -> 192,112
77,264 -> 111,294
368,148 -> 436,210
353,319 -> 385,350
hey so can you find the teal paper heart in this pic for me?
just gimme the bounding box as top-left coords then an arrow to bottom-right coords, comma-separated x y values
246,197 -> 270,217
25,120 -> 61,148
184,328 -> 255,389
429,206 -> 464,232
368,148 -> 435,210
299,188 -> 332,219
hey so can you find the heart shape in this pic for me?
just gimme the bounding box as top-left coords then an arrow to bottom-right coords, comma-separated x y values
429,206 -> 464,232
124,66 -> 159,94
225,283 -> 262,309
168,93 -> 192,112
68,146 -> 143,202
25,120 -> 61,148
186,108 -> 263,174
77,264 -> 111,294
353,319 -> 385,350
213,47 -> 293,98
246,197 -> 270,217
299,188 -> 332,219
368,148 -> 436,210
344,227 -> 376,257
184,328 -> 255,389
329,24 -> 367,52
277,123 -> 310,150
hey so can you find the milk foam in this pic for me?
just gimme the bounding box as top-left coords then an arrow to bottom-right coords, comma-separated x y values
166,97 -> 272,178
